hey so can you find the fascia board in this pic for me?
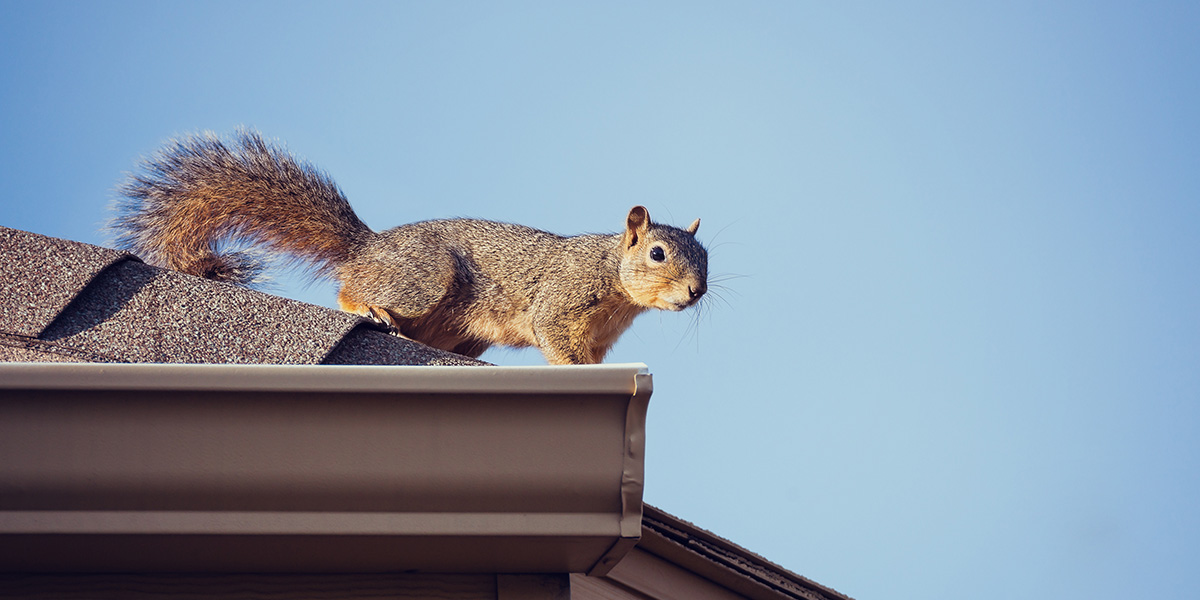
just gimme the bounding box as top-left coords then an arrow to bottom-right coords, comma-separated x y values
0,363 -> 651,575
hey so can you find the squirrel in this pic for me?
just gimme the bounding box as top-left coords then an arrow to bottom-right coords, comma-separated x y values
111,129 -> 708,365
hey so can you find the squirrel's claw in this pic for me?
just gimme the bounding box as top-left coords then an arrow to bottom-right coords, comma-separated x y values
367,305 -> 410,339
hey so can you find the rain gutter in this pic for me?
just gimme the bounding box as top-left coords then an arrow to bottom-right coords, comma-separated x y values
0,362 -> 651,576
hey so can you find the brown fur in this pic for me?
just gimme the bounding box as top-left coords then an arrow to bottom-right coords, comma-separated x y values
113,130 -> 708,364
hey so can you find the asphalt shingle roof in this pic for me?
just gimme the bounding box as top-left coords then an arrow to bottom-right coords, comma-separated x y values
1,226 -> 485,366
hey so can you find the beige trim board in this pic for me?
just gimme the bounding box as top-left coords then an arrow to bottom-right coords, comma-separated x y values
0,573 -> 571,600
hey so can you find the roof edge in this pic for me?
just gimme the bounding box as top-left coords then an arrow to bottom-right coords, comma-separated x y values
0,362 -> 652,574
0,362 -> 649,394
637,505 -> 854,600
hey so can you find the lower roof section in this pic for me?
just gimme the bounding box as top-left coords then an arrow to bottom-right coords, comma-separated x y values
0,362 -> 652,575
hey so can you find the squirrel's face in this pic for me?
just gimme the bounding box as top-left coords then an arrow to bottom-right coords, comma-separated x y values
618,206 -> 708,311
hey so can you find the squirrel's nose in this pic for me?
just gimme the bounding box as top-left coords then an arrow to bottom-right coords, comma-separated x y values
688,284 -> 705,300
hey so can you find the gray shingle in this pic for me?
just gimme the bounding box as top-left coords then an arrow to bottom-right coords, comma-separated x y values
1,226 -> 132,337
1,226 -> 486,366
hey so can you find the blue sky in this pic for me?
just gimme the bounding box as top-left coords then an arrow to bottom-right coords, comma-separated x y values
3,2 -> 1198,598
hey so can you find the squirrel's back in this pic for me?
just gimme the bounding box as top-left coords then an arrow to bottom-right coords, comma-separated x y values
112,129 -> 374,284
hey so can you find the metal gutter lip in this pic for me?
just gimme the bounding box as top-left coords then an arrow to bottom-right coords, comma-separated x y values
0,362 -> 649,394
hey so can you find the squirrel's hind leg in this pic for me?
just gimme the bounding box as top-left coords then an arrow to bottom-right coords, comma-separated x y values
338,296 -> 414,341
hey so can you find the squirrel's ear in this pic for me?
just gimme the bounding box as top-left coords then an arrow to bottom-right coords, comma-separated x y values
624,206 -> 650,248
686,218 -> 700,236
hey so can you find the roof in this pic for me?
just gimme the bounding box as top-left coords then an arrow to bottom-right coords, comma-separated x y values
631,506 -> 852,600
0,225 -> 852,599
0,225 -> 483,366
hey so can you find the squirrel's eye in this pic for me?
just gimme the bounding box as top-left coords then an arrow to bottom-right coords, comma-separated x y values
650,246 -> 666,262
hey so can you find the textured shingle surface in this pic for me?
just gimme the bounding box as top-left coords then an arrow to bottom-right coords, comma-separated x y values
1,226 -> 132,337
0,226 -> 486,366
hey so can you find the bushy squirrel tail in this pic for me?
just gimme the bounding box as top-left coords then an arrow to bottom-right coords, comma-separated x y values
111,129 -> 373,285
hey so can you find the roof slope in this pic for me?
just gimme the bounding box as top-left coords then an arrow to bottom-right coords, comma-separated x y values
0,226 -> 483,366
637,506 -> 853,600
